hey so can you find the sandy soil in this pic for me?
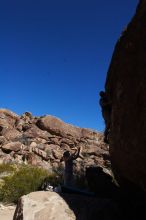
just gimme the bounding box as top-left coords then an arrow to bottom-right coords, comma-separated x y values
0,204 -> 16,220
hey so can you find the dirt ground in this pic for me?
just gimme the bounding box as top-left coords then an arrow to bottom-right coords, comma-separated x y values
0,203 -> 16,220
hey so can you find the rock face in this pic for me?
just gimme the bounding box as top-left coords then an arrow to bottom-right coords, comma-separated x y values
0,109 -> 110,176
105,0 -> 146,191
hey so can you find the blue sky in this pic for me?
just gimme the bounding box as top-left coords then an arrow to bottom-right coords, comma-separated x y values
0,0 -> 138,131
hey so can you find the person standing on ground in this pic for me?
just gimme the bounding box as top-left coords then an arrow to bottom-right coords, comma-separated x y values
60,147 -> 81,187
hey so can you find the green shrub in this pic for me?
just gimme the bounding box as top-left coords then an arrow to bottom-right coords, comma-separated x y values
0,165 -> 56,203
0,163 -> 17,173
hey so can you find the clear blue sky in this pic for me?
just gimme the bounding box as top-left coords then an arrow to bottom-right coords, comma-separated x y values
0,0 -> 138,132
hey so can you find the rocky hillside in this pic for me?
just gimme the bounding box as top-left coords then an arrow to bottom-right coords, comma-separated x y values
105,0 -> 146,192
0,109 -> 110,175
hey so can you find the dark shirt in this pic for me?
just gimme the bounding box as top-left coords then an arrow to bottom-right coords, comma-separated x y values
65,159 -> 73,173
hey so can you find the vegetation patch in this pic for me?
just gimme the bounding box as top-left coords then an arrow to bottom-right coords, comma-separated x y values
0,164 -> 59,203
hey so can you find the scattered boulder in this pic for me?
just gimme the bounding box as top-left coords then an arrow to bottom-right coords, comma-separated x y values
2,142 -> 22,153
13,191 -> 76,220
1,128 -> 21,141
0,109 -> 19,129
36,115 -> 82,138
23,125 -> 49,140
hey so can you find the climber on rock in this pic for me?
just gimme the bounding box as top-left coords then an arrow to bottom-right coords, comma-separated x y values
99,91 -> 112,144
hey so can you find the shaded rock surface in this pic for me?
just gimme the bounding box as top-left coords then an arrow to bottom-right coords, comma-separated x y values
86,166 -> 119,198
105,0 -> 146,192
0,109 -> 110,176
13,191 -> 120,220
13,190 -> 146,220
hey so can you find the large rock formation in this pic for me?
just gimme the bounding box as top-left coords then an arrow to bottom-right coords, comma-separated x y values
0,109 -> 110,176
105,0 -> 146,192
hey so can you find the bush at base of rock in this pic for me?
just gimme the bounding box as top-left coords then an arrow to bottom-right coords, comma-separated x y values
0,164 -> 59,203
